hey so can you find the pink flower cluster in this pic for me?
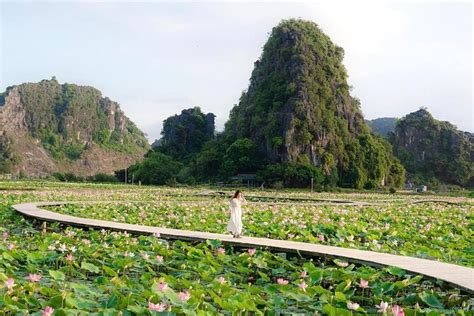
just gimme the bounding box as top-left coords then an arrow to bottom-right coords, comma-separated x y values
28,274 -> 42,283
276,278 -> 288,285
156,281 -> 168,292
42,306 -> 54,316
148,302 -> 166,312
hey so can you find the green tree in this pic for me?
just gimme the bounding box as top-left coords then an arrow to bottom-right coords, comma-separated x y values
221,138 -> 263,177
257,163 -> 324,188
155,107 -> 215,161
130,151 -> 182,185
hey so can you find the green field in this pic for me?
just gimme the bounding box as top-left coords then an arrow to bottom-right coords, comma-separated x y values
0,181 -> 473,315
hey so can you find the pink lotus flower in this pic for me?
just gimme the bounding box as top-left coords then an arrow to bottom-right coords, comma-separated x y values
4,278 -> 15,290
156,281 -> 168,292
248,248 -> 256,256
28,274 -> 42,282
318,234 -> 325,242
178,291 -> 190,302
216,247 -> 225,255
42,306 -> 54,316
335,261 -> 349,267
347,301 -> 360,310
148,302 -> 166,311
276,278 -> 288,285
288,233 -> 295,239
7,243 -> 15,250
156,255 -> 164,262
392,305 -> 405,316
300,271 -> 307,278
82,239 -> 91,246
217,276 -> 226,284
376,301 -> 389,313
142,253 -> 150,260
384,223 -> 390,229
65,254 -> 74,262
359,279 -> 369,288
298,281 -> 308,291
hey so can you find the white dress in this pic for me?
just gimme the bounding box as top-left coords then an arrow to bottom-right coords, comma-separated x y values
227,198 -> 245,235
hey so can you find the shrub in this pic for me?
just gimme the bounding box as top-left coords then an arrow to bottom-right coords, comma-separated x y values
88,173 -> 119,183
257,163 -> 324,188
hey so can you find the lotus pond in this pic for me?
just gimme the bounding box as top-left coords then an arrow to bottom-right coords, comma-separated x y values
0,181 -> 473,315
49,200 -> 474,266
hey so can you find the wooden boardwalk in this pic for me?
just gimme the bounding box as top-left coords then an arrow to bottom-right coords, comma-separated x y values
13,201 -> 474,293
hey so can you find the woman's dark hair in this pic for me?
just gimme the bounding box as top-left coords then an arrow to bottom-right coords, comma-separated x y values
233,190 -> 241,199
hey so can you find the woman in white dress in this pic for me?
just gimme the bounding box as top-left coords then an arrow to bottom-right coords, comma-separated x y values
227,190 -> 246,238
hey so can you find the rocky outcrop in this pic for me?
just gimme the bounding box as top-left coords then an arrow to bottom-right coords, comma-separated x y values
224,19 -> 404,188
390,109 -> 473,186
0,78 -> 149,176
226,20 -> 369,163
0,87 -> 28,132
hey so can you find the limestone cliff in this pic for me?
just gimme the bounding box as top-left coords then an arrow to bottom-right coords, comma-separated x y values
224,19 -> 404,188
390,108 -> 473,186
0,78 -> 149,176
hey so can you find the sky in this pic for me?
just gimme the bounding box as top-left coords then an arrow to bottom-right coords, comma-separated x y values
1,0 -> 472,142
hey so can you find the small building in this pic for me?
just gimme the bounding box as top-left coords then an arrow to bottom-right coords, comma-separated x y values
414,185 -> 427,193
229,173 -> 257,187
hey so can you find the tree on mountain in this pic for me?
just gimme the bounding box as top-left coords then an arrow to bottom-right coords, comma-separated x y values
155,107 -> 215,161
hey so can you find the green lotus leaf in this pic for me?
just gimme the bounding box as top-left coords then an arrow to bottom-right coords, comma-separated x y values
49,270 -> 65,281
419,292 -> 445,309
80,261 -> 100,274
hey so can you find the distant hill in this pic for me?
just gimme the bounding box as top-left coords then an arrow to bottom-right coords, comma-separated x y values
390,108 -> 473,186
153,107 -> 215,160
223,19 -> 404,189
366,117 -> 398,137
0,78 -> 149,176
